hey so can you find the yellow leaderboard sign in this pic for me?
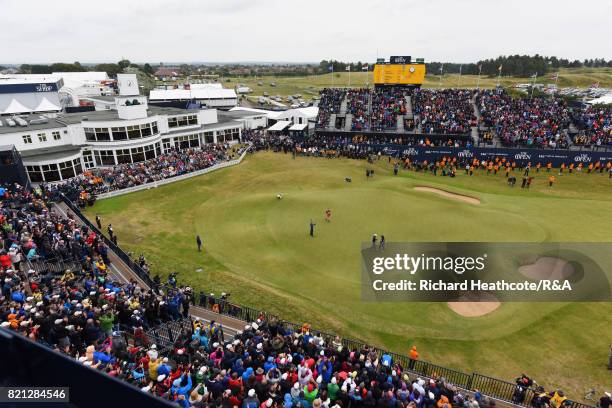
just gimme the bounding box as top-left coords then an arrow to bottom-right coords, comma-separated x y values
373,64 -> 426,85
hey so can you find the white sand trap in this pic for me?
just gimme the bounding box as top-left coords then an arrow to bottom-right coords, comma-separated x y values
447,292 -> 500,317
414,186 -> 480,205
518,256 -> 575,280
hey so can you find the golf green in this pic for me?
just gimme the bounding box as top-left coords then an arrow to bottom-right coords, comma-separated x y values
85,151 -> 612,396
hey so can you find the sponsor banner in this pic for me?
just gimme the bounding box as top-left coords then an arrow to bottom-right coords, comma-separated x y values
370,144 -> 612,166
0,81 -> 62,94
362,243 -> 612,302
390,56 -> 412,64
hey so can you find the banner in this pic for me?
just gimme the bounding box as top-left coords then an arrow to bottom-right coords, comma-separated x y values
372,144 -> 612,167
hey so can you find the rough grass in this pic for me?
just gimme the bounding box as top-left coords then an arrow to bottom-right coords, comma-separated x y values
85,152 -> 612,398
154,67 -> 612,102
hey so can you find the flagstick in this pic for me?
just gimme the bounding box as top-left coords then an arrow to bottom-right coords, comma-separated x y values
477,65 -> 482,90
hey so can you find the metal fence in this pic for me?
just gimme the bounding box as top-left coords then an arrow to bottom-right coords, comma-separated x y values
145,319 -> 193,353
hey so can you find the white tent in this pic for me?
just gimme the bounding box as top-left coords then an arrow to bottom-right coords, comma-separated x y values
2,98 -> 30,114
289,123 -> 308,131
34,96 -> 61,112
587,94 -> 612,105
268,120 -> 291,131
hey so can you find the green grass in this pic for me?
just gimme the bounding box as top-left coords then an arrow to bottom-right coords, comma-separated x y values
155,67 -> 612,102
85,152 -> 612,398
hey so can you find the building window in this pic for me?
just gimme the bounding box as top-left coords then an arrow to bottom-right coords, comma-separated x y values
204,132 -> 214,144
116,149 -> 132,164
94,150 -> 115,166
26,165 -> 43,182
82,150 -> 95,169
174,134 -> 200,150
22,135 -> 32,144
131,146 -> 145,163
152,122 -> 158,134
140,123 -> 152,137
168,115 -> 196,128
155,142 -> 162,157
73,158 -> 83,175
52,131 -> 61,140
41,164 -> 60,182
84,128 -> 96,141
127,125 -> 141,139
37,133 -> 47,142
95,128 -> 111,141
111,127 -> 128,141
144,143 -> 156,160
58,160 -> 76,180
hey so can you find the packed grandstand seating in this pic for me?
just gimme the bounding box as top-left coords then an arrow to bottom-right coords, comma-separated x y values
346,88 -> 370,131
45,144 -> 240,204
316,88 -> 346,128
412,89 -> 475,135
476,90 -> 572,148
370,88 -> 411,131
315,87 -> 612,150
571,106 -> 612,147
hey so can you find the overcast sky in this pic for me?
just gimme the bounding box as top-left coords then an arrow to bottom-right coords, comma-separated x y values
1,0 -> 610,64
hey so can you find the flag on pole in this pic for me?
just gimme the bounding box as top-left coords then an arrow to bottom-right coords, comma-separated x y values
362,64 -> 369,71
328,65 -> 333,72
530,73 -> 537,78
478,64 -> 482,74
345,65 -> 351,71
498,64 -> 503,72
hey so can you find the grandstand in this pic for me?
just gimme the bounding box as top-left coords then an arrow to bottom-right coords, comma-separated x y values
314,87 -> 611,150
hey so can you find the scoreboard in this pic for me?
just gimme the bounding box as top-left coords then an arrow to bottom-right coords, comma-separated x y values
373,62 -> 426,86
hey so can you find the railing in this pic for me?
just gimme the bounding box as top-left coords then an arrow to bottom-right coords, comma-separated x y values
60,194 -> 156,288
94,146 -> 252,200
145,319 -> 193,353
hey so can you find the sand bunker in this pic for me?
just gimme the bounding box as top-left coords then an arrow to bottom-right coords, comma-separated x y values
447,292 -> 500,317
414,186 -> 480,205
518,256 -> 575,280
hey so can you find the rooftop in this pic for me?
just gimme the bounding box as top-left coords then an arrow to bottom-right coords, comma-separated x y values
20,144 -> 84,162
0,106 -> 206,134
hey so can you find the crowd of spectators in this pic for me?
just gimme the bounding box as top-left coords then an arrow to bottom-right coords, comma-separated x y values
371,88 -> 410,131
412,90 -> 475,135
45,144 -> 238,204
316,89 -> 346,129
315,86 -> 612,152
477,90 -> 572,148
571,106 -> 612,147
346,89 -> 371,131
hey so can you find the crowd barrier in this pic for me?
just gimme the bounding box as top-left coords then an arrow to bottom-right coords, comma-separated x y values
94,146 -> 251,200
57,161 -> 598,408
373,144 -> 612,167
